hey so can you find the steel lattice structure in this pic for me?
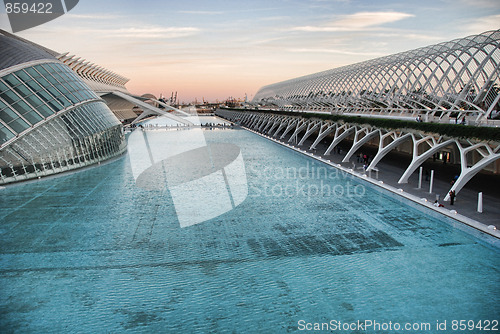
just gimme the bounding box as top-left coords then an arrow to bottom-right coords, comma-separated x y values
253,30 -> 500,122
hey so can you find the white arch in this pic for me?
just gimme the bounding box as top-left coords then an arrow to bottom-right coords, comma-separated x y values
398,137 -> 456,184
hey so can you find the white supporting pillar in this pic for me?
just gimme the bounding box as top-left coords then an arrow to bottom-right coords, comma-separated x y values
429,170 -> 434,194
266,118 -> 281,134
398,136 -> 455,184
366,132 -> 412,172
280,119 -> 299,140
310,123 -> 336,150
273,118 -> 290,137
418,166 -> 423,189
342,128 -> 379,163
298,121 -> 321,146
444,143 -> 500,200
258,117 -> 270,131
288,120 -> 308,144
324,124 -> 355,155
477,192 -> 483,213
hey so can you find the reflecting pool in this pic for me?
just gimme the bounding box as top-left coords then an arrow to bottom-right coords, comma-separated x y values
0,125 -> 499,333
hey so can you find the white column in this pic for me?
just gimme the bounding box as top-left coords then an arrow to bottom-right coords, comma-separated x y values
418,166 -> 423,189
429,170 -> 434,194
478,192 -> 483,213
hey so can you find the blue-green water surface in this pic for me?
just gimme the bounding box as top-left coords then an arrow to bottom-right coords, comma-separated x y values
0,128 -> 499,333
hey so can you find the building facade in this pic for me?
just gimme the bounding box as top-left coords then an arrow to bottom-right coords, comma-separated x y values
0,31 -> 126,185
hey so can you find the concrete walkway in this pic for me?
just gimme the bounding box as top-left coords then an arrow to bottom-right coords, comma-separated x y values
252,128 -> 500,232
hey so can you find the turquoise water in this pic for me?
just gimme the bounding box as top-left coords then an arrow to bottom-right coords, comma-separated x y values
0,127 -> 499,333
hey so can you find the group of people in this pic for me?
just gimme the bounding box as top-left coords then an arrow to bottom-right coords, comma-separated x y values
357,153 -> 371,164
201,123 -> 232,127
433,190 -> 456,207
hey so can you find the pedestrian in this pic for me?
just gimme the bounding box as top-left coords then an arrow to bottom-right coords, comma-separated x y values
449,190 -> 456,205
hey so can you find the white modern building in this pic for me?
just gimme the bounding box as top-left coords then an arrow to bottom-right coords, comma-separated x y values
0,30 -> 129,185
253,30 -> 500,124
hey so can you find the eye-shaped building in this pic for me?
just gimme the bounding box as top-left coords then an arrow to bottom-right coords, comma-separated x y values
0,30 -> 126,185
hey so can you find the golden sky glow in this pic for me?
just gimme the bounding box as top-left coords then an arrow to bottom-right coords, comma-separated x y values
2,0 -> 499,103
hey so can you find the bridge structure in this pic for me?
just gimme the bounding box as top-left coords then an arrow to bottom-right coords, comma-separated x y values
251,30 -> 500,126
216,109 -> 500,202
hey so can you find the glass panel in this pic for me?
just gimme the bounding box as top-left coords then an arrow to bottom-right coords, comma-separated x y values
26,67 -> 41,79
19,110 -> 43,125
64,93 -> 79,104
12,101 -> 43,125
71,91 -> 84,101
55,83 -> 70,95
44,64 -> 57,73
35,65 -> 50,77
79,91 -> 92,100
7,116 -> 30,133
45,85 -> 61,98
0,90 -> 20,105
24,94 -> 44,108
4,74 -> 21,87
70,73 -> 86,85
37,104 -> 54,117
69,82 -> 84,93
56,95 -> 72,108
59,83 -> 81,103
57,96 -> 72,108
35,90 -> 63,110
48,100 -> 62,111
0,81 -> 10,93
34,76 -> 52,90
62,80 -> 75,91
0,108 -> 19,123
25,80 -> 42,92
11,100 -> 31,114
13,85 -> 32,97
50,71 -> 65,82
52,63 -> 66,72
16,70 -> 32,82
45,75 -> 59,85
0,124 -> 15,144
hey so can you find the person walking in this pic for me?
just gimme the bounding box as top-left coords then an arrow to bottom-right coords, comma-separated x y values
449,190 -> 456,205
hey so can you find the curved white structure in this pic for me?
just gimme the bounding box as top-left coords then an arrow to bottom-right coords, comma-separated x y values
217,109 -> 500,202
0,31 -> 126,185
253,30 -> 500,124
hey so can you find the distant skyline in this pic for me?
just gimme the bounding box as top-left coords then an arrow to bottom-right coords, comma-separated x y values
1,0 -> 499,103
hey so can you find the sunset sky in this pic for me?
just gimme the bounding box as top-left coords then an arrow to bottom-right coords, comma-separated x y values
1,0 -> 499,103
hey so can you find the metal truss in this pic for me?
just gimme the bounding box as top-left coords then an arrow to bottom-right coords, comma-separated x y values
252,30 -> 500,124
217,110 -> 500,203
